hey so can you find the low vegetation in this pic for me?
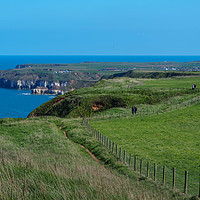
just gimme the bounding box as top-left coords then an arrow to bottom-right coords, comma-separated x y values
1,72 -> 200,199
29,75 -> 200,118
0,117 -> 172,199
89,103 -> 200,192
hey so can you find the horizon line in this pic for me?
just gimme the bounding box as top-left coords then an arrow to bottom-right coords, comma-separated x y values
1,54 -> 200,56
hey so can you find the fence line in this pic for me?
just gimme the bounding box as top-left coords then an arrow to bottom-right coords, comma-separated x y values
83,117 -> 200,198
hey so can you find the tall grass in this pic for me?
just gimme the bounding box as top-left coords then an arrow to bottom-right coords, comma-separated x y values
0,117 -> 171,199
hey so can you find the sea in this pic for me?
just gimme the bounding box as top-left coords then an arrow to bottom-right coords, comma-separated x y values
1,55 -> 200,119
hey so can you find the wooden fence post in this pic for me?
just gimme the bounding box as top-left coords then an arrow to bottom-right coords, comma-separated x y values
119,148 -> 122,160
129,154 -> 131,167
154,164 -> 157,181
147,161 -> 149,177
134,156 -> 137,171
163,166 -> 166,185
184,171 -> 188,194
140,159 -> 143,175
109,140 -> 111,151
112,142 -> 114,153
115,144 -> 118,158
172,168 -> 175,190
123,150 -> 126,164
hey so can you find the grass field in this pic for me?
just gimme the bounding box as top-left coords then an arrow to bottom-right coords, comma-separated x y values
2,74 -> 200,199
136,76 -> 200,89
90,103 -> 200,195
29,75 -> 200,118
90,104 -> 200,171
0,117 -> 173,200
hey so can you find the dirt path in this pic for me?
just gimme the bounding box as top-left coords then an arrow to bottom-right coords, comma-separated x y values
79,144 -> 100,163
79,143 -> 111,173
59,126 -> 111,173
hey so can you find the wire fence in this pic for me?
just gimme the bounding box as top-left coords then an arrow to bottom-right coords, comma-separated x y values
83,117 -> 200,198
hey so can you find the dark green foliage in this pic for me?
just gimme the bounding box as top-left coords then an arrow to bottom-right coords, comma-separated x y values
103,71 -> 197,79
29,93 -> 126,118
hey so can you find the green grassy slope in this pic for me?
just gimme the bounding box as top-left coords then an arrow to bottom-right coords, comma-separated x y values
89,103 -> 200,196
90,104 -> 200,172
28,76 -> 200,118
0,117 -> 172,200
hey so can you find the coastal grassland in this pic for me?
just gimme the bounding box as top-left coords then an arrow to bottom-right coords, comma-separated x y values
90,103 -> 200,195
0,117 -> 171,200
135,76 -> 200,89
29,76 -> 200,118
90,104 -> 200,171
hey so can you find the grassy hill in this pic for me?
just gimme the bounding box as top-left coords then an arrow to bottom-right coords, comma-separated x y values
0,117 -> 172,199
102,70 -> 200,79
89,103 -> 200,194
27,74 -> 200,199
28,75 -> 200,118
2,73 -> 200,199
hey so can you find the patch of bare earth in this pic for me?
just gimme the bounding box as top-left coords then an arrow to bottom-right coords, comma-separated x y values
53,98 -> 65,106
92,104 -> 104,111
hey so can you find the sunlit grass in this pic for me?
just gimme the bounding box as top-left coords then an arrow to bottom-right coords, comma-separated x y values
0,117 -> 171,199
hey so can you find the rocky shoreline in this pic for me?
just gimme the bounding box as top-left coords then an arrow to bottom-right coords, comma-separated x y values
0,79 -> 68,94
31,87 -> 65,95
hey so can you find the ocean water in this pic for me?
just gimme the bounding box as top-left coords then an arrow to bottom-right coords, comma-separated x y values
1,55 -> 200,119
0,88 -> 54,119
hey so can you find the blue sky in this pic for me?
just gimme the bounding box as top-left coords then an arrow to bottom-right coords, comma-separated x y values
0,0 -> 200,55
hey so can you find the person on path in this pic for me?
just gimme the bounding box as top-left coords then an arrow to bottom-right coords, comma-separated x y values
132,107 -> 135,115
192,84 -> 194,90
134,106 -> 137,114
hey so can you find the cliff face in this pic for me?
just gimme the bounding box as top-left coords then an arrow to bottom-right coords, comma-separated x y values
0,78 -> 68,90
0,65 -> 101,94
31,87 -> 65,95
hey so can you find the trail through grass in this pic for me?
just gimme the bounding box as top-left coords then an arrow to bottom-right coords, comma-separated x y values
0,117 -> 172,199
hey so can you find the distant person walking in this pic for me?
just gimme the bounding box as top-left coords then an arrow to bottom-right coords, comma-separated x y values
132,107 -> 135,115
192,84 -> 197,90
134,106 -> 137,114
